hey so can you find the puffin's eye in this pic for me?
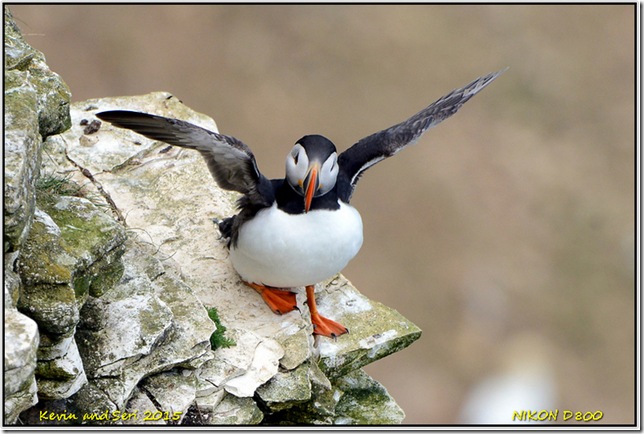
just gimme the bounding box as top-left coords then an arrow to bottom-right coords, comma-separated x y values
291,148 -> 299,164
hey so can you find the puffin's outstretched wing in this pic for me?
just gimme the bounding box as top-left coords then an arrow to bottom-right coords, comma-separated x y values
337,69 -> 506,201
96,110 -> 261,195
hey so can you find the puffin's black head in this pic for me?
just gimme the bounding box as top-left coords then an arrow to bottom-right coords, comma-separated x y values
285,134 -> 338,213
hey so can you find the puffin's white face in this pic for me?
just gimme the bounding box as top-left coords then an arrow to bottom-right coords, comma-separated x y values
286,143 -> 339,211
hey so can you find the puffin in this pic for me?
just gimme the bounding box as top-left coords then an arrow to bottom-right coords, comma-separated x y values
97,69 -> 505,338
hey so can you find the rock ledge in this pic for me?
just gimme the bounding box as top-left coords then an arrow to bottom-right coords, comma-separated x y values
4,8 -> 421,426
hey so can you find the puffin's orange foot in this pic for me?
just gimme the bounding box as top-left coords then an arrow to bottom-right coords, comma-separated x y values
244,282 -> 298,315
305,284 -> 348,338
310,312 -> 349,338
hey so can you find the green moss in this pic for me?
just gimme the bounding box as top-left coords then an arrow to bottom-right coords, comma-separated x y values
17,216 -> 73,284
86,250 -> 125,298
206,306 -> 235,350
35,359 -> 79,381
40,196 -> 125,262
332,369 -> 406,424
72,273 -> 92,299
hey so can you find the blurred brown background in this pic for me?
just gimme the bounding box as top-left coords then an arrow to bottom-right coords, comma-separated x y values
10,4 -> 635,425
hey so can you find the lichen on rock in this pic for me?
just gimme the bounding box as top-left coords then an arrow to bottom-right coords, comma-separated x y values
4,6 -> 71,256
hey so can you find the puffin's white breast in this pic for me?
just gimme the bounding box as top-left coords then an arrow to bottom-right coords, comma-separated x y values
229,202 -> 363,288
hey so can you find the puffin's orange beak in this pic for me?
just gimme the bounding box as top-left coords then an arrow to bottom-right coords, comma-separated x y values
303,163 -> 319,213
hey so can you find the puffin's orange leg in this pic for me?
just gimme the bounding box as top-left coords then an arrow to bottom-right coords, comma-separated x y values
244,282 -> 298,315
305,285 -> 348,338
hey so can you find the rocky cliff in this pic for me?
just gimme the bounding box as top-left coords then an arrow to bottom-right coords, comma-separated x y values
3,7 -> 421,426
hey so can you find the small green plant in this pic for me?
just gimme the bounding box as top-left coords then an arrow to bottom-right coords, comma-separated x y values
206,306 -> 235,350
36,172 -> 108,212
36,173 -> 83,197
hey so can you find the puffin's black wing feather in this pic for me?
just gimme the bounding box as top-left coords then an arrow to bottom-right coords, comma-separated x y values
337,69 -> 506,202
96,110 -> 261,195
